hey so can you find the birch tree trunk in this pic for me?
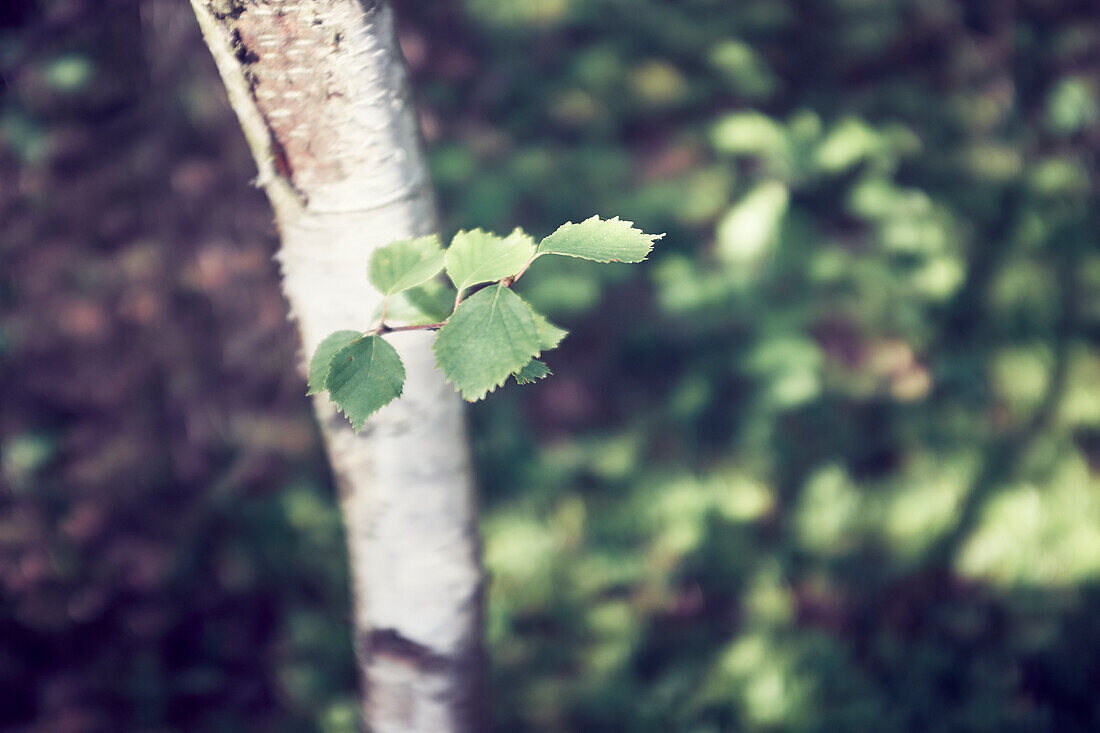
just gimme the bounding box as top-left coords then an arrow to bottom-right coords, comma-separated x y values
188,2 -> 484,730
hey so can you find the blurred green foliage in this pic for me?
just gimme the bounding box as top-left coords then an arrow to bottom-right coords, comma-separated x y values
3,0 -> 1100,731
406,0 -> 1100,730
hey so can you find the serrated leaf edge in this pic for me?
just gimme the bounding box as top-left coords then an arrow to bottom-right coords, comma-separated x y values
434,284 -> 542,402
536,215 -> 665,263
514,358 -> 552,385
325,336 -> 406,433
307,330 -> 362,396
446,227 -> 537,294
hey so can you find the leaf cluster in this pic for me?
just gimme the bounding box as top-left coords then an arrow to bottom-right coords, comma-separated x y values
308,216 -> 661,430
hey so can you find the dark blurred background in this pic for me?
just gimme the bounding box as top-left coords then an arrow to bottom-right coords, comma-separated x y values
3,0 -> 1100,731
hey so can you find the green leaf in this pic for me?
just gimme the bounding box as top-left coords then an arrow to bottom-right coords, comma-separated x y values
367,235 -> 445,296
433,284 -> 542,401
445,228 -> 535,296
404,281 -> 456,322
371,280 -> 455,326
514,359 -> 551,385
533,310 -> 568,351
710,111 -> 788,158
324,335 -> 406,431
308,330 -> 361,396
715,180 -> 788,265
537,215 -> 662,263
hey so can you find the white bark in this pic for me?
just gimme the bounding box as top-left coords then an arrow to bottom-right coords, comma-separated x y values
189,1 -> 484,730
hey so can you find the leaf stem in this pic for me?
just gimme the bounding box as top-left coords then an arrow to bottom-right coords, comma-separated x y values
369,322 -> 446,336
503,253 -> 541,287
378,296 -> 389,330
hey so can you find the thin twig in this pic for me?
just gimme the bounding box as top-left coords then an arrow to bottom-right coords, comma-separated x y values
504,253 -> 540,286
369,322 -> 446,335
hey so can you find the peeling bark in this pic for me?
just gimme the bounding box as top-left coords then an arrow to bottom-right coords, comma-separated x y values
189,2 -> 485,730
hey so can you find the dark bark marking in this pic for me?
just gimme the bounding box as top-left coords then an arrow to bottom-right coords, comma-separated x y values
220,1 -> 360,199
363,628 -> 454,673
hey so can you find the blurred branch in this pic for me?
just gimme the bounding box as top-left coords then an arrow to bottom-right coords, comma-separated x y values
927,216 -> 1082,568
